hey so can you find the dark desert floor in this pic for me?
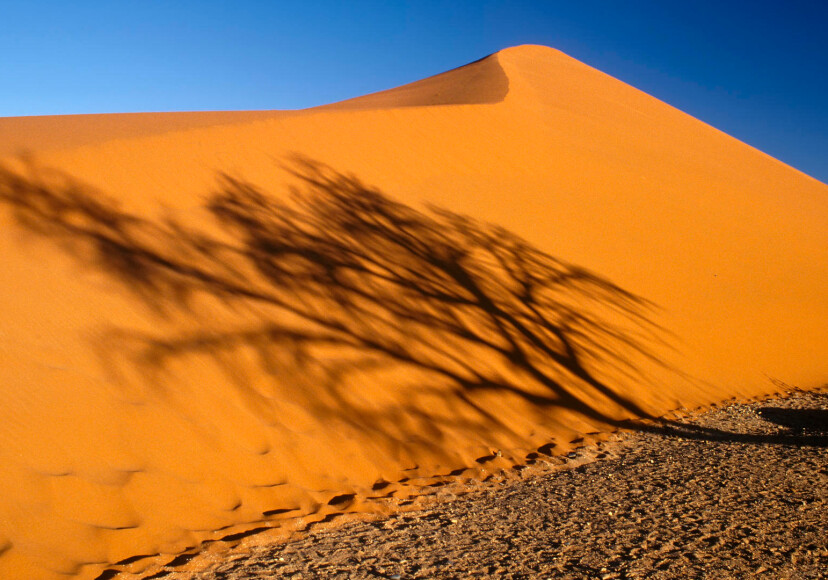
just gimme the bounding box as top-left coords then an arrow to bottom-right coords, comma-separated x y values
139,389 -> 828,579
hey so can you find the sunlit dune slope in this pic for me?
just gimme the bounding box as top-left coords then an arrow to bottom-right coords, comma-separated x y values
0,45 -> 825,579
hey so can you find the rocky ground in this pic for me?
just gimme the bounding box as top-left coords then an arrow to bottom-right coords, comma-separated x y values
151,390 -> 827,579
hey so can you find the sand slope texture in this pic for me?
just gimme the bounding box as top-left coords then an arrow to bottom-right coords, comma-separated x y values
0,45 -> 825,579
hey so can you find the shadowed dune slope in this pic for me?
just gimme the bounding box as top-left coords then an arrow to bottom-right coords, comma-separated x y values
0,109 -> 290,156
0,51 -> 507,155
315,51 -> 509,109
0,45 -> 826,579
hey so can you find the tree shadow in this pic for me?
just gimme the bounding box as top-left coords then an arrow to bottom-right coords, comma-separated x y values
2,156 -> 804,458
623,391 -> 828,448
757,405 -> 828,434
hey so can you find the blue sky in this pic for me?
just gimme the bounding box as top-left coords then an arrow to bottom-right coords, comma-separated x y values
1,1 -> 826,183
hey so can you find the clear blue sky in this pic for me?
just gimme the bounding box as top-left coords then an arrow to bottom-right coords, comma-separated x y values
1,0 -> 826,183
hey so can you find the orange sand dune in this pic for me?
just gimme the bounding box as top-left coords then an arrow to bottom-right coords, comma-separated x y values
0,45 -> 826,579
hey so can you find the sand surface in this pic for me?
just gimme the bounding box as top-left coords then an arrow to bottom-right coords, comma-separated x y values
0,45 -> 826,579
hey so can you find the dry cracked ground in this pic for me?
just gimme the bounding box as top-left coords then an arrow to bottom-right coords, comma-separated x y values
146,390 -> 827,579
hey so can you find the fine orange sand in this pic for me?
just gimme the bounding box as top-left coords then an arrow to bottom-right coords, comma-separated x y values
0,45 -> 825,579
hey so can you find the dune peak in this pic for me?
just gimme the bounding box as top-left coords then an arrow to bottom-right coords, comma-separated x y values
495,43 -> 565,56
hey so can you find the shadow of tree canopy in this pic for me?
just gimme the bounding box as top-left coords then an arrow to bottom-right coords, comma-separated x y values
757,405 -> 828,434
1,157 -> 693,456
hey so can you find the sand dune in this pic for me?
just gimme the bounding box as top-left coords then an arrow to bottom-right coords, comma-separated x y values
0,45 -> 825,579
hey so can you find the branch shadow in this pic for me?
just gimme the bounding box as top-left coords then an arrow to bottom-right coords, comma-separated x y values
757,405 -> 828,434
2,156 -> 816,457
623,389 -> 828,447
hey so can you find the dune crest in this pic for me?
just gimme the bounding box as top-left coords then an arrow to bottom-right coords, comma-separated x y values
0,45 -> 826,579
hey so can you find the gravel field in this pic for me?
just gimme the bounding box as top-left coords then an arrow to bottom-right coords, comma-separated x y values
147,389 -> 827,579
